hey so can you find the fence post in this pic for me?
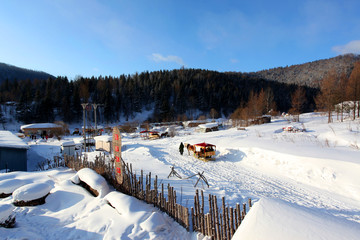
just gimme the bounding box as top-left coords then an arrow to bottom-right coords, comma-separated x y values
230,207 -> 234,238
201,190 -> 205,235
213,195 -> 220,240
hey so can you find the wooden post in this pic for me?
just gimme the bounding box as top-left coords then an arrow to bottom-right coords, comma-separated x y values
201,190 -> 205,235
213,195 -> 220,240
243,203 -> 247,217
208,194 -> 214,238
230,207 -> 234,238
234,205 -> 239,229
112,127 -> 122,184
194,195 -> 198,231
161,183 -> 164,210
185,207 -> 190,231
225,207 -> 230,240
222,197 -> 227,240
191,207 -> 195,232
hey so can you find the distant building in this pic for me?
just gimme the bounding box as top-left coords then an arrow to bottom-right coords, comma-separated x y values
0,131 -> 29,172
94,135 -> 112,153
61,141 -> 76,157
196,123 -> 219,133
20,123 -> 62,136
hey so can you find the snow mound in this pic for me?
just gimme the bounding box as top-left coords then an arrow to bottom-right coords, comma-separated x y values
0,179 -> 29,194
71,168 -> 109,197
233,198 -> 360,240
12,182 -> 53,202
104,191 -> 149,215
0,204 -> 14,222
140,212 -> 168,233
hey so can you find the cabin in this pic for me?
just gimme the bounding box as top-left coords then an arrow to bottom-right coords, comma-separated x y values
250,115 -> 271,125
0,131 -> 29,172
196,123 -> 219,133
183,121 -> 207,128
61,141 -> 76,156
20,123 -> 63,137
94,135 -> 112,152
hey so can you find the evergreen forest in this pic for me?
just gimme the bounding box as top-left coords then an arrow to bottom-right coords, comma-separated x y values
0,68 -> 318,124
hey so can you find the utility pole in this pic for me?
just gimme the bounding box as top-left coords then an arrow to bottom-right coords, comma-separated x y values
92,103 -> 99,135
81,103 -> 88,152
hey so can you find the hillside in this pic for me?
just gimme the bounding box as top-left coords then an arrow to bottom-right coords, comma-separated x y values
0,62 -> 54,83
250,54 -> 360,87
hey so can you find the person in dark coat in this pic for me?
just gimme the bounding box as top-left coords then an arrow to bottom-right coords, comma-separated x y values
179,142 -> 184,155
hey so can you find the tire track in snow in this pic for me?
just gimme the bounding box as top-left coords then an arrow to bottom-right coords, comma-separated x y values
124,137 -> 360,223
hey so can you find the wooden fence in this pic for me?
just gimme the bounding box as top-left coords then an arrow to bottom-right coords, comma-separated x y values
64,153 -> 251,239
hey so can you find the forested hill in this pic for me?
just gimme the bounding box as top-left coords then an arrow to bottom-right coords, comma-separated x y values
0,62 -> 54,83
0,68 -> 318,124
250,54 -> 360,87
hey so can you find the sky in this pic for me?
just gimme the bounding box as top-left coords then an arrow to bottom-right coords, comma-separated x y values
1,0 -> 360,80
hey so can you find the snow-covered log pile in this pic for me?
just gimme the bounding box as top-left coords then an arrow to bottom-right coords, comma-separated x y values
12,182 -> 53,206
70,168 -> 110,197
0,179 -> 29,198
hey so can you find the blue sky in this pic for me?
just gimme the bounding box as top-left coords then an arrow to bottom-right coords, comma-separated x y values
1,0 -> 360,79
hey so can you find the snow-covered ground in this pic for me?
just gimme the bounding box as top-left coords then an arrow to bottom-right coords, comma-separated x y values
1,112 -> 360,239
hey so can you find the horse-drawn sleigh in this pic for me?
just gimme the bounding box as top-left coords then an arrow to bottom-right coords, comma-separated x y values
185,142 -> 216,161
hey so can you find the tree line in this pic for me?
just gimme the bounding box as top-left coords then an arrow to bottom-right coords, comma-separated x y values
0,68 -> 322,124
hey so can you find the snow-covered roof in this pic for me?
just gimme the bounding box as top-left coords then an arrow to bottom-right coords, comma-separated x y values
61,141 -> 75,147
0,131 -> 29,149
20,123 -> 62,131
198,122 -> 218,129
94,135 -> 112,142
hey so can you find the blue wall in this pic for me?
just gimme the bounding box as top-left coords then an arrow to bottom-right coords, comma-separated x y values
0,147 -> 27,171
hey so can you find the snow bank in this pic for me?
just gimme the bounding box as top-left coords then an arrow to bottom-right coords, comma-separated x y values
140,212 -> 168,233
105,191 -> 178,237
104,191 -> 150,216
0,179 -> 29,194
233,198 -> 360,240
12,182 -> 53,201
0,204 -> 14,222
71,168 -> 110,197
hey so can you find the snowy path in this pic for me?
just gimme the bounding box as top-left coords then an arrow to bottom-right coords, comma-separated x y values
122,129 -> 360,225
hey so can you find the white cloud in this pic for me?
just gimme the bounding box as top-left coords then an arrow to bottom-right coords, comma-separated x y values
332,40 -> 360,54
151,53 -> 185,66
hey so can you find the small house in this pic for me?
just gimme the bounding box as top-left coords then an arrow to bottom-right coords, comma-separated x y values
196,123 -> 219,133
61,141 -> 76,156
0,131 -> 29,172
94,135 -> 112,153
20,123 -> 63,137
250,115 -> 271,125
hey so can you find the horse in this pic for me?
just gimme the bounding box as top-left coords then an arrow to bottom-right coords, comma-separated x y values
185,143 -> 195,155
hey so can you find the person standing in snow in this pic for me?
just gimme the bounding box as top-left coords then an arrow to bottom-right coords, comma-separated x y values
179,142 -> 184,155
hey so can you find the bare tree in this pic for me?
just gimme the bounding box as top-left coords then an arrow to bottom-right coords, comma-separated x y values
336,72 -> 348,122
290,87 -> 306,122
346,61 -> 360,119
316,69 -> 338,123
